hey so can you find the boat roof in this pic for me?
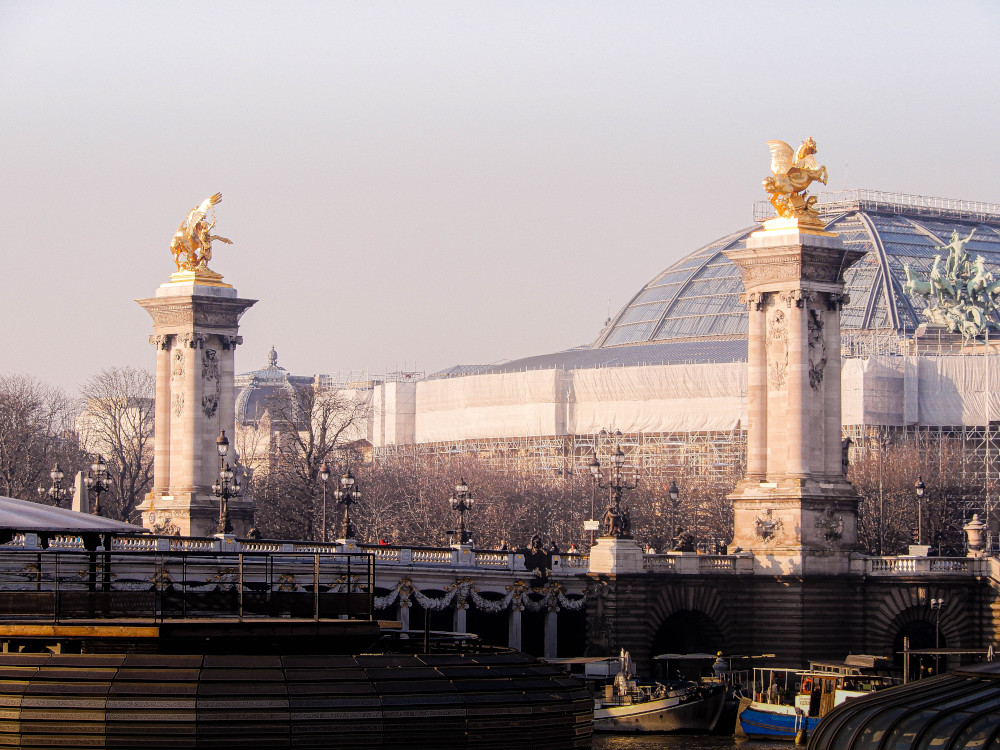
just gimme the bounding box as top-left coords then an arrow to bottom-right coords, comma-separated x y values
0,496 -> 145,534
652,652 -> 718,660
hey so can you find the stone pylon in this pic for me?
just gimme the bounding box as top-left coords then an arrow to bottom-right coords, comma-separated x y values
724,219 -> 865,574
135,271 -> 256,537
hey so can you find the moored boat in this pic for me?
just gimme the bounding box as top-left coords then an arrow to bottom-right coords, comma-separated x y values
590,650 -> 727,733
736,658 -> 895,741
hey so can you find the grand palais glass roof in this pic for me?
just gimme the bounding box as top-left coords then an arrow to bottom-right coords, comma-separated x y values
594,191 -> 1000,350
462,191 -> 1000,377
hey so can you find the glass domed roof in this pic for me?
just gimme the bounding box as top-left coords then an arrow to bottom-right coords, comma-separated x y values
592,191 -> 1000,350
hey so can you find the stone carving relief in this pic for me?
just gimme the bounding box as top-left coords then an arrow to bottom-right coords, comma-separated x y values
170,349 -> 185,417
178,332 -> 208,349
826,292 -> 850,311
815,507 -> 845,542
766,308 -> 788,390
219,335 -> 243,351
807,308 -> 826,390
202,348 -> 221,417
742,260 -> 802,286
148,334 -> 173,350
739,291 -> 768,311
754,509 -> 783,542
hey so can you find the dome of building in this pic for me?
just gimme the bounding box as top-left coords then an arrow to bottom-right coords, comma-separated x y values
235,346 -> 314,425
460,191 -> 1000,377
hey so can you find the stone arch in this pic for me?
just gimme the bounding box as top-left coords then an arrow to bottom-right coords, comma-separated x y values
865,585 -> 964,657
638,582 -> 736,673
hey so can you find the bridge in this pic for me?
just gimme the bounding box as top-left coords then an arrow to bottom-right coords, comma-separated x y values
1,526 -> 996,681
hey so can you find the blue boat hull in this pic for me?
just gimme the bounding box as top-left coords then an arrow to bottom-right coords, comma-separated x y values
736,699 -> 819,741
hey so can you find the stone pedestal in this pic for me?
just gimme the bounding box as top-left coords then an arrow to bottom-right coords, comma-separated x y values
725,221 -> 865,575
588,537 -> 644,574
135,274 -> 256,538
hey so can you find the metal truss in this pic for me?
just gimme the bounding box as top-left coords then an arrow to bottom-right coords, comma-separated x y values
843,423 -> 1000,524
372,429 -> 747,482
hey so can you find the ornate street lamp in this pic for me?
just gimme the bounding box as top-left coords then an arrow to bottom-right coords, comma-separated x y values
587,456 -> 601,547
37,463 -> 70,507
590,432 -> 637,538
668,479 -> 680,542
212,430 -> 240,535
85,455 -> 112,516
931,597 -> 946,673
914,476 -> 926,545
450,478 -> 475,546
319,461 -> 331,543
334,469 -> 361,540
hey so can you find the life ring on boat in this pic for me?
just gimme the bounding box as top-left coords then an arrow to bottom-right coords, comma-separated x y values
800,678 -> 813,693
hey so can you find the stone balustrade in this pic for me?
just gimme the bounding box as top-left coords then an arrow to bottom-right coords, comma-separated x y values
860,555 -> 987,576
643,553 -> 755,574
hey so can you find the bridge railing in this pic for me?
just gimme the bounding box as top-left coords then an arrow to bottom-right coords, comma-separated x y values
0,547 -> 376,623
861,556 -> 989,576
0,533 -> 590,578
643,553 -> 754,574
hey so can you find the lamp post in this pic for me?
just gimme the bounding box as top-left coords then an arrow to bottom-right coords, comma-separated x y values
590,432 -> 637,538
588,456 -> 601,547
212,430 -> 240,535
450,478 -> 475,546
668,479 -> 680,545
334,469 -> 361,540
85,455 -> 112,516
931,597 -> 945,674
37,463 -> 70,507
915,476 -> 926,546
319,461 -> 331,543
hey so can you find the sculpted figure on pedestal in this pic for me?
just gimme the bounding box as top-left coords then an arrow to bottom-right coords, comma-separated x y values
170,192 -> 233,271
762,137 -> 828,223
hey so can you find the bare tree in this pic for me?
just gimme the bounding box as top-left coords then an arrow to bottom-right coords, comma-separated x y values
0,374 -> 78,501
77,367 -> 155,521
849,436 -> 977,556
254,382 -> 371,539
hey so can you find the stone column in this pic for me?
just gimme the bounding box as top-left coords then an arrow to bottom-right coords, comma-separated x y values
785,291 -> 808,477
544,609 -> 558,658
150,335 -> 173,498
725,221 -> 864,575
136,278 -> 256,537
453,604 -> 467,635
824,294 -> 848,478
508,608 -> 522,651
743,292 -> 768,480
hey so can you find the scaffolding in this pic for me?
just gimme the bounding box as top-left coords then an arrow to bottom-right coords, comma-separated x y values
843,423 -> 1000,524
373,428 -> 747,482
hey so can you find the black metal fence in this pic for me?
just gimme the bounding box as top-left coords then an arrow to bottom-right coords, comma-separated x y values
0,549 -> 375,622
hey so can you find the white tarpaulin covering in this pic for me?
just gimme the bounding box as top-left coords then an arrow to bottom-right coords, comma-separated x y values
394,355 -> 1000,447
569,363 -> 747,434
415,370 -> 569,443
413,363 -> 747,443
841,355 -> 1000,427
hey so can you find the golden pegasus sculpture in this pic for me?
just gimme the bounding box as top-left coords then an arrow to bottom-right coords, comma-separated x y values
170,192 -> 233,272
762,137 -> 828,223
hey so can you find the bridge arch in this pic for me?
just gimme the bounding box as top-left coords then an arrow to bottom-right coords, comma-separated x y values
865,585 -> 966,660
632,582 -> 736,675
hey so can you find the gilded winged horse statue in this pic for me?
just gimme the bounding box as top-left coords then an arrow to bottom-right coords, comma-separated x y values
170,192 -> 233,271
762,138 -> 828,221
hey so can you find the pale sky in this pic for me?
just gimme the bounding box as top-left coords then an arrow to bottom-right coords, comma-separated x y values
3,1 -> 999,392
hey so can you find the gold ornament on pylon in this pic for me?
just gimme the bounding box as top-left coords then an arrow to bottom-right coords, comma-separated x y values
167,192 -> 233,286
761,138 -> 829,226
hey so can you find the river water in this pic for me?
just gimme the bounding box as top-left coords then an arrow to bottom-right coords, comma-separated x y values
592,736 -> 789,750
